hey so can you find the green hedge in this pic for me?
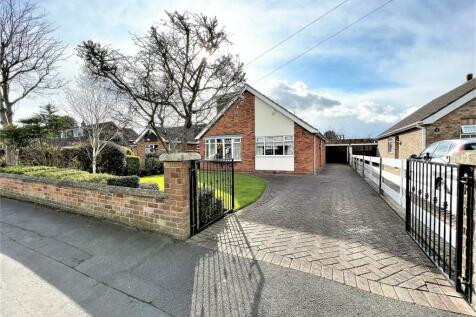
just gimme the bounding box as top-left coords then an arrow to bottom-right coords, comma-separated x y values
107,176 -> 140,188
125,155 -> 140,176
0,165 -> 114,184
143,152 -> 164,176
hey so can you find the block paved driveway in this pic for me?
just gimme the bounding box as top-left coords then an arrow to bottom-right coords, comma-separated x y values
189,164 -> 475,315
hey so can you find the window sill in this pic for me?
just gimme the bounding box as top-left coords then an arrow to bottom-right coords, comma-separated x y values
255,155 -> 294,157
204,158 -> 242,162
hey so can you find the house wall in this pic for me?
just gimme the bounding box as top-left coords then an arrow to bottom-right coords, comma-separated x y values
199,91 -> 256,172
134,138 -> 197,162
294,123 -> 315,174
254,96 -> 295,172
425,99 -> 476,145
378,128 -> 423,159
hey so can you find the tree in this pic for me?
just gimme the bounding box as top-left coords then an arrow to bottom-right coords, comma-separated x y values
0,0 -> 66,164
0,104 -> 76,165
77,11 -> 245,152
324,130 -> 340,140
64,75 -> 122,174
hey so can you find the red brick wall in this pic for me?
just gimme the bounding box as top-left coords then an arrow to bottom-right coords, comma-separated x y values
294,123 -> 315,174
199,91 -> 256,172
0,161 -> 192,240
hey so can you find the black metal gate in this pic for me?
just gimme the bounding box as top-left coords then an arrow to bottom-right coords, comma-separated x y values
406,159 -> 475,302
189,159 -> 235,235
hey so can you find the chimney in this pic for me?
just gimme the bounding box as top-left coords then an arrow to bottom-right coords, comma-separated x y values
467,73 -> 473,81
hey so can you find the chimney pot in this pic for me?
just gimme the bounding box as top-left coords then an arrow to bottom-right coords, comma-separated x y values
467,73 -> 473,81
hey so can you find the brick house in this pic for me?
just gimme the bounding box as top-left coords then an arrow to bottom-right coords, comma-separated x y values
195,84 -> 327,175
377,75 -> 476,159
133,126 -> 203,161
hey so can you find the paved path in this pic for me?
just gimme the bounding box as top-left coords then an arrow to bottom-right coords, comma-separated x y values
0,197 -> 468,316
189,164 -> 475,315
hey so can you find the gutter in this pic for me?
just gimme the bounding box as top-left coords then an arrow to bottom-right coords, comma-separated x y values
378,121 -> 424,139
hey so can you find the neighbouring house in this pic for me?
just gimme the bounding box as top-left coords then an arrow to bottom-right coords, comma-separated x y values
326,138 -> 378,164
377,74 -> 476,159
133,125 -> 205,161
196,84 -> 327,175
59,121 -> 138,147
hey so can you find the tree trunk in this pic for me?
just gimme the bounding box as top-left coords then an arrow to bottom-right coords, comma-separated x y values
4,143 -> 17,166
92,152 -> 97,174
181,119 -> 192,153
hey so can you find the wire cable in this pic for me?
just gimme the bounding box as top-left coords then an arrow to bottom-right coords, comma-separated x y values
254,0 -> 395,83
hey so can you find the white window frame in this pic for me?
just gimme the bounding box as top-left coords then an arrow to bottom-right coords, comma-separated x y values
388,138 -> 393,153
255,135 -> 294,157
461,125 -> 476,139
145,144 -> 159,153
205,136 -> 242,161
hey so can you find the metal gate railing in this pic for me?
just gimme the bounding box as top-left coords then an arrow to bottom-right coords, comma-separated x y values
406,159 -> 474,302
189,159 -> 234,235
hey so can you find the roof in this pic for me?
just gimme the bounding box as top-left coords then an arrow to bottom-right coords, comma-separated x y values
195,84 -> 326,140
134,124 -> 206,144
378,78 -> 476,138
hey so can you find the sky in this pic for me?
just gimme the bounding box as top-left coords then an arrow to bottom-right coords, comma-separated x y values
12,0 -> 476,138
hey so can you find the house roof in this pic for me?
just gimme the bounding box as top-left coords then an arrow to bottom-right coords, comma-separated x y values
378,77 -> 476,138
195,84 -> 326,140
134,124 -> 206,144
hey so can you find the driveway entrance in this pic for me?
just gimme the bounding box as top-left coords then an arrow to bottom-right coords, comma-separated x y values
189,164 -> 475,315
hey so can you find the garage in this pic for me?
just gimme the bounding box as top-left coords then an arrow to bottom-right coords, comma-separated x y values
326,145 -> 349,163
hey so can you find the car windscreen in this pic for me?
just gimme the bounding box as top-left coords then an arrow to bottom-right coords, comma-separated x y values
432,141 -> 452,158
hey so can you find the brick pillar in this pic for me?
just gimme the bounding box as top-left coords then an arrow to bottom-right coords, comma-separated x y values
160,152 -> 201,240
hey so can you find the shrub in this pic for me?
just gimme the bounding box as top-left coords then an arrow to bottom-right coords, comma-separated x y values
143,152 -> 164,176
139,182 -> 160,191
107,175 -> 140,188
125,155 -> 140,176
74,143 -> 127,175
0,165 -> 114,184
58,147 -> 83,169
198,189 -> 223,224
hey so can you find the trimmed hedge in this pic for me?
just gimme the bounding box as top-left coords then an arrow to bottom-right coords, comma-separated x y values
107,175 -> 140,188
0,165 -> 114,184
139,182 -> 160,191
143,152 -> 164,176
125,155 -> 140,176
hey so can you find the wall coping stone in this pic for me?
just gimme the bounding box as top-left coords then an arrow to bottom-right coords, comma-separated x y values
160,152 -> 201,162
0,172 -> 165,199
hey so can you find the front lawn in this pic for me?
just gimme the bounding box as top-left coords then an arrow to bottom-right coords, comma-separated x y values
140,172 -> 266,210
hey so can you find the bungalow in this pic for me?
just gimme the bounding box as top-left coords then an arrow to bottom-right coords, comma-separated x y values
196,84 -> 327,175
377,74 -> 476,159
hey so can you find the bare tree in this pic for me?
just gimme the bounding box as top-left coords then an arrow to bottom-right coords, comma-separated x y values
64,76 -> 121,174
0,0 -> 66,163
77,11 -> 245,152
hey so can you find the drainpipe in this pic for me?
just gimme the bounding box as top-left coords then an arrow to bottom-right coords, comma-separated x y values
415,122 -> 426,150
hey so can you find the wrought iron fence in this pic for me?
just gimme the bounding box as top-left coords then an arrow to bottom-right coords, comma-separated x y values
406,159 -> 474,302
189,159 -> 234,235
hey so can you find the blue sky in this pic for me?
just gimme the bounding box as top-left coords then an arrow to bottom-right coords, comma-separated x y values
14,0 -> 476,138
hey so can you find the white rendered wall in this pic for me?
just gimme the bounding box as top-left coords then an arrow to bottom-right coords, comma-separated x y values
254,96 -> 294,171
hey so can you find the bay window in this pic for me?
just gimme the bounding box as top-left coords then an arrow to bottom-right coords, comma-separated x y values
256,135 -> 294,156
205,137 -> 241,160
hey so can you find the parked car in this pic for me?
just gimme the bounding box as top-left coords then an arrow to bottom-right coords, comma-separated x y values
410,138 -> 476,163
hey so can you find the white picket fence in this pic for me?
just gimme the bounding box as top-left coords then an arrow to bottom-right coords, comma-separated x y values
350,155 -> 406,208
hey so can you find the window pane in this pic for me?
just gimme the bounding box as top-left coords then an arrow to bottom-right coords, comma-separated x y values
285,136 -> 293,141
265,145 -> 273,155
256,137 -> 264,142
224,141 -> 232,159
233,143 -> 241,160
274,143 -> 284,155
273,136 -> 283,142
216,141 -> 223,159
234,138 -> 241,143
265,137 -> 273,143
256,143 -> 264,155
284,141 -> 294,155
